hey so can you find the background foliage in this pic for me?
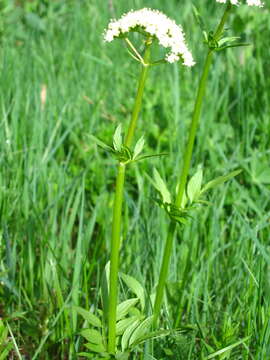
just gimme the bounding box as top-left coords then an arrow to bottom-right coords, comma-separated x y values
0,0 -> 269,358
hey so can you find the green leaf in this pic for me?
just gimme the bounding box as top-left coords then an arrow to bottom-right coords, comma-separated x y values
0,347 -> 13,360
134,152 -> 168,162
206,336 -> 250,359
120,273 -> 145,311
88,134 -> 114,152
113,124 -> 123,152
187,166 -> 203,203
80,329 -> 103,344
85,342 -> 106,353
116,298 -> 139,321
131,328 -> 172,347
129,315 -> 154,347
200,169 -> 242,195
101,262 -> 110,325
133,136 -> 145,159
116,316 -> 141,336
151,168 -> 171,204
218,36 -> 240,47
216,43 -> 250,51
73,306 -> 102,328
77,352 -> 95,359
192,4 -> 206,31
78,352 -> 110,359
115,352 -> 130,360
121,320 -> 140,352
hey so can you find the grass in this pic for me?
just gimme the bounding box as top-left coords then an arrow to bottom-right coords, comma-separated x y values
0,0 -> 269,358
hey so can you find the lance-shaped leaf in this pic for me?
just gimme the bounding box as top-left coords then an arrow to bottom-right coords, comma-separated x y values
115,352 -> 130,360
133,152 -> 168,163
218,36 -> 240,47
85,342 -> 106,353
73,306 -> 102,328
187,166 -> 203,203
116,298 -> 139,321
80,329 -> 103,345
192,4 -> 206,32
206,336 -> 250,359
78,352 -> 110,359
101,262 -> 110,324
148,168 -> 171,204
120,272 -> 145,311
133,136 -> 145,159
116,315 -> 142,336
113,124 -> 123,152
88,134 -> 114,152
121,320 -> 141,351
128,315 -> 154,347
200,169 -> 242,195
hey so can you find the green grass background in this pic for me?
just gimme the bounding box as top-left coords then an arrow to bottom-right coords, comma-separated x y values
0,0 -> 269,358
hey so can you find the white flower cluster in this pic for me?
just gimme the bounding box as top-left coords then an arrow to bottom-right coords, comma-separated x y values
216,0 -> 264,6
104,8 -> 195,66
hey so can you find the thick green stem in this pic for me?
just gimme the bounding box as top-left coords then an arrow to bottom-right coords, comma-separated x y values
153,3 -> 232,325
107,42 -> 151,355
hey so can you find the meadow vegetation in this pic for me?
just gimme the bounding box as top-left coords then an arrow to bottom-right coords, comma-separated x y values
0,0 -> 269,358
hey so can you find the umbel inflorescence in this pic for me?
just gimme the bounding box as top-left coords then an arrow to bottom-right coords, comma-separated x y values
216,0 -> 264,6
103,8 -> 195,66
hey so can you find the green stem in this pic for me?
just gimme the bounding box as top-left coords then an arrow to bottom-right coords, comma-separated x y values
153,221 -> 176,324
176,3 -> 232,208
153,3 -> 232,325
108,41 -> 151,355
125,40 -> 151,148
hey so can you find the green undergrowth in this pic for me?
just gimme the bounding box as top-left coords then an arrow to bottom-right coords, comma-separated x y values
0,0 -> 269,358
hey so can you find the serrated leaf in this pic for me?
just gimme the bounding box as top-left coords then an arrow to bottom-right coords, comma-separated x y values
116,298 -> 139,321
88,134 -> 114,152
85,342 -> 106,353
80,329 -> 103,344
113,124 -> 123,152
121,320 -> 140,352
116,316 -> 141,336
200,169 -> 242,195
120,273 -> 145,311
187,167 -> 203,203
129,315 -> 154,347
73,306 -> 102,328
133,136 -> 145,159
152,168 -> 171,203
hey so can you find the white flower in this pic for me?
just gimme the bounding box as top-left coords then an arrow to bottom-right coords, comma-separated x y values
103,8 -> 195,66
215,0 -> 264,6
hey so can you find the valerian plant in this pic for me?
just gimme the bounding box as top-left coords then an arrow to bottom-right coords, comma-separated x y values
75,8 -> 194,359
152,0 -> 264,338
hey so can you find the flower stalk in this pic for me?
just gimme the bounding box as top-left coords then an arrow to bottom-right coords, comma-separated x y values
153,2 -> 233,326
107,41 -> 151,355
